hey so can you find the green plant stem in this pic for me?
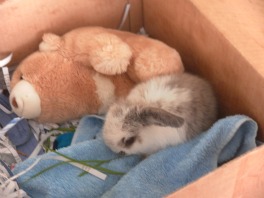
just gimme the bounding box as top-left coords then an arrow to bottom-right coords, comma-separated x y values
23,161 -> 67,183
25,148 -> 125,183
56,127 -> 76,132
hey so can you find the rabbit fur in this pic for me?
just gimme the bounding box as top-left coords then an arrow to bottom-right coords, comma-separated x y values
102,73 -> 217,155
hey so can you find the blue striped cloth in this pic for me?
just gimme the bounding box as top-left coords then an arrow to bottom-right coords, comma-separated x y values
0,94 -> 39,160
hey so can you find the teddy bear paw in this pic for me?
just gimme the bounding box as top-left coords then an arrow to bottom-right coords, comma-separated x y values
39,33 -> 62,52
89,34 -> 132,75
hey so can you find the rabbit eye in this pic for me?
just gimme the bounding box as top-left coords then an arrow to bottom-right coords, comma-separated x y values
122,136 -> 136,148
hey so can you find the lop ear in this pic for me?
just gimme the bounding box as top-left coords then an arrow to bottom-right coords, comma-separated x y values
86,33 -> 132,75
39,33 -> 62,52
139,107 -> 184,128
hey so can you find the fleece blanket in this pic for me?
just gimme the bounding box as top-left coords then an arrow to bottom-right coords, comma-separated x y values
13,115 -> 257,198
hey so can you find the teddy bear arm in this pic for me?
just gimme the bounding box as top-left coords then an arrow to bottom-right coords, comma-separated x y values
128,48 -> 184,82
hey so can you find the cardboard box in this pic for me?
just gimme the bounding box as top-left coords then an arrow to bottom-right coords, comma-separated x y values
1,0 -> 264,197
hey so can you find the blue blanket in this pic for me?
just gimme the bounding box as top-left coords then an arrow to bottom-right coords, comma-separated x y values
13,115 -> 257,198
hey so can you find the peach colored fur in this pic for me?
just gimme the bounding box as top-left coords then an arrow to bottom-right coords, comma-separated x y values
10,27 -> 183,123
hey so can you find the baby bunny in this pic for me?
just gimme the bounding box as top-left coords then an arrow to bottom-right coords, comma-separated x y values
102,73 -> 217,155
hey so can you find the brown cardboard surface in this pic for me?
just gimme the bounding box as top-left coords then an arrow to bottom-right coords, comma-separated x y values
143,0 -> 264,140
1,0 -> 264,196
142,0 -> 264,196
191,0 -> 264,74
0,0 -> 143,65
126,0 -> 143,32
167,145 -> 264,198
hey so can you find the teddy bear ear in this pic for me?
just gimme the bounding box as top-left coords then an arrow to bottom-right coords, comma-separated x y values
39,33 -> 62,52
88,33 -> 133,75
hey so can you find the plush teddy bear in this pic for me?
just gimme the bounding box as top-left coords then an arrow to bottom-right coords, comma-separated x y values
9,26 -> 184,124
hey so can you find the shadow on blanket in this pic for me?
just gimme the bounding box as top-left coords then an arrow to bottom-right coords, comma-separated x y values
13,115 -> 257,198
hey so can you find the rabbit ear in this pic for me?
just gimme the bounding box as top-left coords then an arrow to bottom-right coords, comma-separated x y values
139,107 -> 184,128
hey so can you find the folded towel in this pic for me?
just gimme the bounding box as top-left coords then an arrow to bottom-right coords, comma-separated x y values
13,115 -> 257,198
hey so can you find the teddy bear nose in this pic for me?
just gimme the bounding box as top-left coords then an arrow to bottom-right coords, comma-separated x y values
11,97 -> 19,108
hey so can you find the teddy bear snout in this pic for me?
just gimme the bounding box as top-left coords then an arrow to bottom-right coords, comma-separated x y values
11,97 -> 19,108
10,95 -> 24,116
9,80 -> 41,119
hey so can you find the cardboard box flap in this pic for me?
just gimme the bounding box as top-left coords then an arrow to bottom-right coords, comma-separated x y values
143,0 -> 264,140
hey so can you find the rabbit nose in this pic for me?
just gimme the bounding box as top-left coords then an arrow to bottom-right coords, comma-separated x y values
11,97 -> 18,108
119,151 -> 126,155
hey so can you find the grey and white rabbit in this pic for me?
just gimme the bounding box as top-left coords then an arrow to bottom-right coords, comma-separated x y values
102,73 -> 217,155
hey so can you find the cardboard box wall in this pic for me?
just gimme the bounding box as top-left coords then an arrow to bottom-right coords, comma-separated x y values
1,0 -> 264,197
